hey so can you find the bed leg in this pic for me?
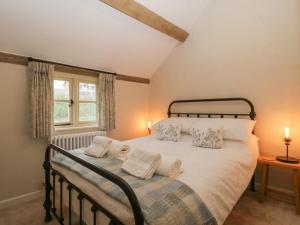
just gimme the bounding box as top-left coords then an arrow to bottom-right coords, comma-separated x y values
44,147 -> 52,223
109,220 -> 117,225
250,174 -> 255,192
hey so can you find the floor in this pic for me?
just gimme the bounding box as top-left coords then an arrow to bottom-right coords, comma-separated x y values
0,191 -> 299,225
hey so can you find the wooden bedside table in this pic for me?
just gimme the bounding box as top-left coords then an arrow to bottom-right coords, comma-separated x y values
258,156 -> 300,214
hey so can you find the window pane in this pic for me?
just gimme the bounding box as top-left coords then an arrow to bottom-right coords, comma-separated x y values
54,102 -> 70,124
79,83 -> 96,101
79,103 -> 96,122
54,80 -> 70,100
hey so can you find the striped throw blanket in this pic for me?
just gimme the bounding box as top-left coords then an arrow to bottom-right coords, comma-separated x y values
52,149 -> 217,225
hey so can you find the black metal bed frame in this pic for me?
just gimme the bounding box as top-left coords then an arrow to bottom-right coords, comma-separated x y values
44,97 -> 256,225
167,97 -> 256,120
44,144 -> 144,225
167,97 -> 256,192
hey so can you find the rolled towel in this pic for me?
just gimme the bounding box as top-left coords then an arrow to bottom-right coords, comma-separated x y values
156,159 -> 183,178
85,136 -> 112,158
108,140 -> 130,160
121,149 -> 161,180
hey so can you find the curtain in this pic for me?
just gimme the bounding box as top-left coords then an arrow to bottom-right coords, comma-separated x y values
29,61 -> 54,138
99,73 -> 116,131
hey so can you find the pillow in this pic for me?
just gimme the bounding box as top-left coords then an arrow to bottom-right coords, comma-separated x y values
151,117 -> 199,134
191,127 -> 223,149
156,123 -> 181,142
190,118 -> 255,141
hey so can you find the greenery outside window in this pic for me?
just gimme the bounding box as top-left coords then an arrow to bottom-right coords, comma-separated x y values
53,73 -> 98,128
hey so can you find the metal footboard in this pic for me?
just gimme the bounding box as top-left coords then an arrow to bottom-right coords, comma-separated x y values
43,144 -> 144,225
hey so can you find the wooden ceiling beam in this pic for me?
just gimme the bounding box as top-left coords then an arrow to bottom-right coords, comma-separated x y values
99,0 -> 189,42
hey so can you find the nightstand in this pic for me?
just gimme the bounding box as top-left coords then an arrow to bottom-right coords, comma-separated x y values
258,156 -> 300,214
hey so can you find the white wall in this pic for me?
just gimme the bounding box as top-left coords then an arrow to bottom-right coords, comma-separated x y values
0,63 -> 46,201
0,62 -> 149,201
108,81 -> 150,140
149,0 -> 300,190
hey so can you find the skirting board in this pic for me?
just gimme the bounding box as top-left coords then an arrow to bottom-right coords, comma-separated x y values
255,182 -> 295,204
255,182 -> 294,196
0,190 -> 42,210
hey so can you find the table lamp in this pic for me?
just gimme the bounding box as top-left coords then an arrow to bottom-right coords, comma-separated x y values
276,127 -> 299,164
147,121 -> 151,135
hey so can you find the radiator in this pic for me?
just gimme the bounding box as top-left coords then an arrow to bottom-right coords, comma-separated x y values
51,131 -> 106,150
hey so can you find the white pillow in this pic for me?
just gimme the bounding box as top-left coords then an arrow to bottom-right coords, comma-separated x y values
190,118 -> 255,141
151,117 -> 199,134
156,123 -> 181,142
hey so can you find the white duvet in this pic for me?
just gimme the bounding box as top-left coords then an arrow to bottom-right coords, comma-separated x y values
124,134 -> 259,225
52,134 -> 259,225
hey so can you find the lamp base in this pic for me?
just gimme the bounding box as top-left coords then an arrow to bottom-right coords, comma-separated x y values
276,156 -> 299,164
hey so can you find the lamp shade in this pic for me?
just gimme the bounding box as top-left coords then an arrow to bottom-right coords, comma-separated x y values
277,124 -> 297,140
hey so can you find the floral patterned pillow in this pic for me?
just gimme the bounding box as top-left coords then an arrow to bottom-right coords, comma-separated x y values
191,127 -> 223,149
157,124 -> 181,142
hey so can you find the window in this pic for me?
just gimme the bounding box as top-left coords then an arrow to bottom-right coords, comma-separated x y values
54,79 -> 72,125
78,82 -> 97,122
53,74 -> 98,128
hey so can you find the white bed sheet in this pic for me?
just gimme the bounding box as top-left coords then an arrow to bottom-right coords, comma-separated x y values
52,134 -> 259,225
124,134 -> 259,225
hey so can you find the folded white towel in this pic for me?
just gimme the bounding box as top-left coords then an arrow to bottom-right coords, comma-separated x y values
84,136 -> 112,158
93,136 -> 112,145
121,149 -> 161,180
156,159 -> 183,178
108,140 -> 130,160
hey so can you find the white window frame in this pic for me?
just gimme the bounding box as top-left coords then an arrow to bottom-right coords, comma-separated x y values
54,73 -> 99,129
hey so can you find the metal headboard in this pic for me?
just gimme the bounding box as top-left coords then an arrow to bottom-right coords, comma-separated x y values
167,97 -> 257,192
167,97 -> 256,120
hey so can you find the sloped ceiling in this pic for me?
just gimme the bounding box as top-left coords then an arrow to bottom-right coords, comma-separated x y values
0,0 -> 210,78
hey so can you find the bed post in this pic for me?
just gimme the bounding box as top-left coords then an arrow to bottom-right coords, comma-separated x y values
250,103 -> 256,192
250,174 -> 255,192
43,145 -> 52,222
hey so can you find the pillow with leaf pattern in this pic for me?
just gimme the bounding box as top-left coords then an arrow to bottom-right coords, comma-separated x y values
191,127 -> 223,149
157,124 -> 181,142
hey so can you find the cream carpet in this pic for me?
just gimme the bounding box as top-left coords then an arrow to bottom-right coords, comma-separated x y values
0,191 -> 299,225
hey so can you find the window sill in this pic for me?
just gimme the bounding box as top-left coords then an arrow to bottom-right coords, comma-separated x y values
54,125 -> 100,135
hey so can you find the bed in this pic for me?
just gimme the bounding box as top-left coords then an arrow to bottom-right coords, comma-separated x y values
44,97 -> 258,225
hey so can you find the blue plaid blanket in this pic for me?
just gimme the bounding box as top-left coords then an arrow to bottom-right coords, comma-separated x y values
52,150 -> 217,225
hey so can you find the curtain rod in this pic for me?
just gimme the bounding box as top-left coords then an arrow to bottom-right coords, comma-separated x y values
0,51 -> 149,83
28,57 -> 117,76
